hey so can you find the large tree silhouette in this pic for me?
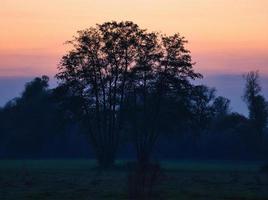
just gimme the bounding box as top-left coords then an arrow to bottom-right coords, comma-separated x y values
57,21 -> 149,167
57,21 -> 202,166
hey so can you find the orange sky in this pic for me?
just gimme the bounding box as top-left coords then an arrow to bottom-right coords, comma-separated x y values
1,0 -> 268,76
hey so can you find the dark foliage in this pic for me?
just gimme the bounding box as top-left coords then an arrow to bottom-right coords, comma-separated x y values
0,76 -> 66,158
0,22 -> 267,164
243,71 -> 268,150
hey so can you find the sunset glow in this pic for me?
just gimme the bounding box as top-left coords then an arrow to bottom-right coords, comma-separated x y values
1,0 -> 268,76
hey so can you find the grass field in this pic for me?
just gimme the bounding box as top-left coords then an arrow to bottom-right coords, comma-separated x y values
0,160 -> 268,200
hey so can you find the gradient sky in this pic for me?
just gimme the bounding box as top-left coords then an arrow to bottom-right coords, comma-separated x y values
1,0 -> 268,76
0,0 -> 268,113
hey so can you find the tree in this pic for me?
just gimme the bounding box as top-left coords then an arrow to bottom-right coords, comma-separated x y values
125,31 -> 162,165
216,112 -> 249,133
57,21 -> 202,167
209,96 -> 231,133
252,95 -> 268,134
189,85 -> 215,136
125,31 -> 201,199
243,71 -> 268,143
0,76 -> 65,158
21,76 -> 49,100
126,33 -> 202,164
57,21 -> 147,167
243,71 -> 261,106
212,96 -> 231,119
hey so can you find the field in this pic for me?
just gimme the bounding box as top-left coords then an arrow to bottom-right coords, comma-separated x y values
0,160 -> 268,200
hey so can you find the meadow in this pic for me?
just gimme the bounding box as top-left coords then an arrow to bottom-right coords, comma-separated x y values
0,160 -> 268,200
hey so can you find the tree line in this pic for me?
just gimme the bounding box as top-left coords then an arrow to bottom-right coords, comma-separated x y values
0,21 -> 267,168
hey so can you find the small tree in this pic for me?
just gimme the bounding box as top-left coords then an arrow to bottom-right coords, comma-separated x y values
189,85 -> 215,136
212,96 -> 231,119
209,96 -> 231,131
243,71 -> 268,145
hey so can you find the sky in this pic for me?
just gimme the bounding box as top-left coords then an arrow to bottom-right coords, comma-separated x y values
0,0 -> 268,113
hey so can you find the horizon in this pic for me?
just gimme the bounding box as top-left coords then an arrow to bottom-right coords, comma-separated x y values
1,73 -> 268,116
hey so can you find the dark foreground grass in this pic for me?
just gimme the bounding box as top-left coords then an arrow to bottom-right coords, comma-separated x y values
0,159 -> 268,200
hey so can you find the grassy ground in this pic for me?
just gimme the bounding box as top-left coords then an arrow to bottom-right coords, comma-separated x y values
0,159 -> 268,200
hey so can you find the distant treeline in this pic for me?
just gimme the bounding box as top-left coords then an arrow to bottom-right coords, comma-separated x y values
0,22 -> 267,166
